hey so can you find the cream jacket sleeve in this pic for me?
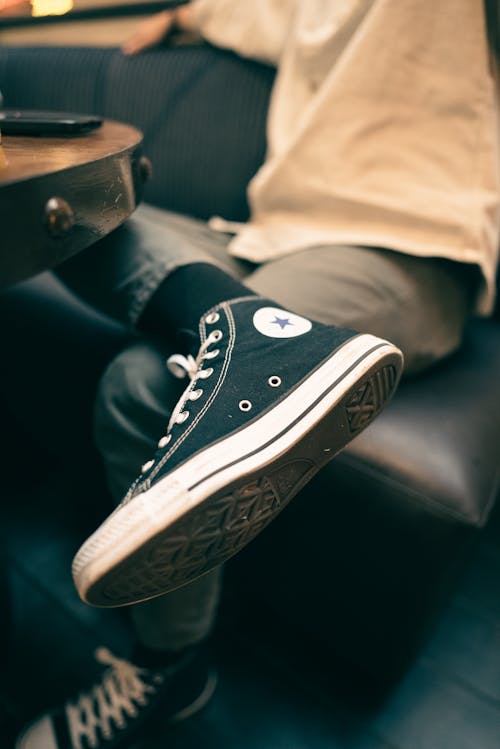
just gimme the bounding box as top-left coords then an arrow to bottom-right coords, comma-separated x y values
190,0 -> 295,65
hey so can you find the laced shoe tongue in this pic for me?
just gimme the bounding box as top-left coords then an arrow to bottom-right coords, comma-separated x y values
164,328 -> 222,434
63,648 -> 159,749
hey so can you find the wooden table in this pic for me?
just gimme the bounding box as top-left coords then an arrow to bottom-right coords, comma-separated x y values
0,120 -> 147,290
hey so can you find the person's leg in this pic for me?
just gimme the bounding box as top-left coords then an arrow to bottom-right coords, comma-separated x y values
243,244 -> 474,376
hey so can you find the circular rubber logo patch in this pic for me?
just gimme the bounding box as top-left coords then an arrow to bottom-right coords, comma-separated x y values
253,307 -> 312,338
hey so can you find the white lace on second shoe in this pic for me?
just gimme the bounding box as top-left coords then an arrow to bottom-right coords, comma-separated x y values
65,648 -> 162,749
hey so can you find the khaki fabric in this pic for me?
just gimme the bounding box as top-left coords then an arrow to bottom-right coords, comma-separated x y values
193,0 -> 500,314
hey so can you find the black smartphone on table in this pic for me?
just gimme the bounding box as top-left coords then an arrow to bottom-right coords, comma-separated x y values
0,109 -> 103,136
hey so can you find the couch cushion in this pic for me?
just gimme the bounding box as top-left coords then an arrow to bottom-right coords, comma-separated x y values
341,318 -> 500,527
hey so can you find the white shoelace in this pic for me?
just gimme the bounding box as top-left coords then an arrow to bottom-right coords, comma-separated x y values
165,330 -> 221,434
65,648 -> 162,749
138,329 -> 221,475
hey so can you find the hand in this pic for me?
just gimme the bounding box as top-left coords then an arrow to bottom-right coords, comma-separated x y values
122,5 -> 195,56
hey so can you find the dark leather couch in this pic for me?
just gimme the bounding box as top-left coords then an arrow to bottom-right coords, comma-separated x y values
1,43 -> 499,682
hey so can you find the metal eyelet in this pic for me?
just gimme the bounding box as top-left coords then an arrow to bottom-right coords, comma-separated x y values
176,411 -> 190,424
239,400 -> 252,412
158,434 -> 171,448
268,375 -> 282,388
210,329 -> 223,343
205,312 -> 220,324
198,367 -> 214,379
189,388 -> 203,401
141,459 -> 154,473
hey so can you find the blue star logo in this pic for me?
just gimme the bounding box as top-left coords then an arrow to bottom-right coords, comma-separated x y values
271,315 -> 293,330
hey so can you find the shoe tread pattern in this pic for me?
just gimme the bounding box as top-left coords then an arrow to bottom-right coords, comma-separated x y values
99,460 -> 315,604
345,364 -> 397,433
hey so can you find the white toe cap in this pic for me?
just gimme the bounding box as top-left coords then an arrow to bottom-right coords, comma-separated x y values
16,715 -> 59,749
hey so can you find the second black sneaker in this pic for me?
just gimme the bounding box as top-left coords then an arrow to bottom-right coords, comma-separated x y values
15,646 -> 216,749
73,296 -> 403,607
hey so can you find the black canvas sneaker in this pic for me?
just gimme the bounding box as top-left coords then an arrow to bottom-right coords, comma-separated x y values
15,647 -> 216,749
73,296 -> 403,607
